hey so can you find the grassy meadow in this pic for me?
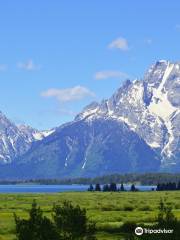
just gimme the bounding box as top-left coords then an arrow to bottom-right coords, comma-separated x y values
0,191 -> 180,240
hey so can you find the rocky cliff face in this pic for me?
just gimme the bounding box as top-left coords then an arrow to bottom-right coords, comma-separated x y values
76,60 -> 180,171
0,112 -> 53,164
0,60 -> 179,178
5,118 -> 159,179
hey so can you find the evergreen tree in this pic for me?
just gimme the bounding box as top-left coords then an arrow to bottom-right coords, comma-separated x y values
157,199 -> 177,227
157,182 -> 178,191
88,184 -> 94,191
120,183 -> 125,191
14,200 -> 96,240
156,183 -> 161,191
130,184 -> 136,192
95,184 -> 101,191
14,200 -> 60,240
102,184 -> 109,192
172,182 -> 176,190
177,181 -> 180,190
109,182 -> 117,192
53,201 -> 96,240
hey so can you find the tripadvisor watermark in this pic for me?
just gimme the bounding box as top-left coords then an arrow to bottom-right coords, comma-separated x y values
135,226 -> 174,236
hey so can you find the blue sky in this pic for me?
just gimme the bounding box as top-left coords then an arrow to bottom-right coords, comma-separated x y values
0,0 -> 180,129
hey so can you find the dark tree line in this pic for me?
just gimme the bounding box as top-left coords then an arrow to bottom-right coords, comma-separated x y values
14,200 -> 96,240
2,173 -> 180,185
156,181 -> 180,191
88,181 -> 180,192
88,183 -> 138,192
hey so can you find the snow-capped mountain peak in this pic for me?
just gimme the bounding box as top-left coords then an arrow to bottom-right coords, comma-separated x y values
0,60 -> 179,175
76,60 -> 180,167
0,117 -> 54,163
148,62 -> 176,120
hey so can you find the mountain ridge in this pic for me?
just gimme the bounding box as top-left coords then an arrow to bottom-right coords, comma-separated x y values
0,113 -> 54,164
0,60 -> 179,178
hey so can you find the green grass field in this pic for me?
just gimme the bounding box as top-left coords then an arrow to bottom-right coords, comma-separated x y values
0,191 -> 180,240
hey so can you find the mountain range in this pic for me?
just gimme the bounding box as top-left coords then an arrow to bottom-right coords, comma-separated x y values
0,60 -> 179,179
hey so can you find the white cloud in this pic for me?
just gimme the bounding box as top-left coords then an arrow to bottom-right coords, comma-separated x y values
17,59 -> 40,71
0,64 -> 8,71
108,37 -> 129,51
41,86 -> 95,103
94,70 -> 129,80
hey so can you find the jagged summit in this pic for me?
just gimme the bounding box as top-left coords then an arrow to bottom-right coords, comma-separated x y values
0,60 -> 179,178
74,60 -> 180,167
0,116 -> 54,163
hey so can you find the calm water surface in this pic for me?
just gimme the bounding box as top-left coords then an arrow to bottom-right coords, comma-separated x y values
0,184 -> 156,193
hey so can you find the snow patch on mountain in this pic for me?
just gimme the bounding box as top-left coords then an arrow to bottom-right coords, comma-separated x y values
148,62 -> 176,120
0,115 -> 55,164
76,60 -> 180,167
0,60 -> 179,171
33,129 -> 55,140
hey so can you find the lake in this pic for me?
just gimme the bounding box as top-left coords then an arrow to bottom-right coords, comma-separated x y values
0,184 -> 156,193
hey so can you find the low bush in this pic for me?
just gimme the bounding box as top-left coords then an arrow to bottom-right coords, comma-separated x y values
138,205 -> 152,211
14,200 -> 97,240
120,221 -> 137,233
123,205 -> 135,211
